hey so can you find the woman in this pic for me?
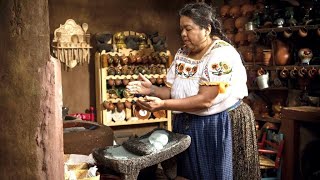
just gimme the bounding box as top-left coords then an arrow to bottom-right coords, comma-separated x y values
127,2 -> 260,180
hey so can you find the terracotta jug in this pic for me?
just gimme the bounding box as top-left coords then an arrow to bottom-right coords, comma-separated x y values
274,40 -> 290,65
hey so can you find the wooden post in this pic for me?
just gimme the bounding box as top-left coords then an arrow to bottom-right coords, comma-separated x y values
0,0 -> 64,179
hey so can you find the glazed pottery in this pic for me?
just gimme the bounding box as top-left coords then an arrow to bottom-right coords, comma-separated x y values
280,67 -> 289,79
298,67 -> 308,78
298,27 -> 308,37
298,48 -> 313,65
274,40 -> 290,65
262,49 -> 272,66
308,67 -> 317,78
283,28 -> 293,38
290,67 -> 298,79
256,72 -> 269,89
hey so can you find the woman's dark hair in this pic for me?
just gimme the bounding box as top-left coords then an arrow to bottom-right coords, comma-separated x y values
179,2 -> 232,44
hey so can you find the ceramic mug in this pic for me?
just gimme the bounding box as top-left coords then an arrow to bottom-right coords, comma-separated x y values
256,72 -> 269,89
290,67 -> 299,79
298,27 -> 308,37
308,67 -> 318,78
298,67 -> 307,78
280,67 -> 289,79
283,28 -> 293,38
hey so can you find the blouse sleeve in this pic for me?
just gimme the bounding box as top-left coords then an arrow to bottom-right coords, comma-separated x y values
165,55 -> 176,88
199,46 -> 235,94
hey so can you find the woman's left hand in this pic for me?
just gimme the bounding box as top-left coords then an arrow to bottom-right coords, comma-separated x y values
136,96 -> 165,112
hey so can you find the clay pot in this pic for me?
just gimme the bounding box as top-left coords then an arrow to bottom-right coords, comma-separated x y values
298,48 -> 313,65
108,79 -> 115,86
235,16 -> 249,31
122,79 -> 129,86
223,18 -> 236,33
124,100 -> 132,109
274,40 -> 290,65
229,6 -> 241,18
108,102 -> 115,111
241,3 -> 254,17
262,49 -> 272,66
116,102 -> 125,112
234,31 -> 247,46
115,79 -> 122,86
220,4 -> 231,17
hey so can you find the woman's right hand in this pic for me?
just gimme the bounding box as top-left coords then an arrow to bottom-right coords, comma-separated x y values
126,73 -> 152,95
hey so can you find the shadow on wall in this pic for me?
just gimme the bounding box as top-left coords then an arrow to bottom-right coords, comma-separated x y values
48,0 -> 189,114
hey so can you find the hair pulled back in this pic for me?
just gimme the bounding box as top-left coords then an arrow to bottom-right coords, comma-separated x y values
179,2 -> 231,44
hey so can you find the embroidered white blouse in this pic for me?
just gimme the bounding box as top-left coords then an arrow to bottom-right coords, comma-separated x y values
165,40 -> 248,116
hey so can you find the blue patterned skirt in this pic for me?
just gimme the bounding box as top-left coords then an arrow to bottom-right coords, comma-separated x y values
173,111 -> 233,180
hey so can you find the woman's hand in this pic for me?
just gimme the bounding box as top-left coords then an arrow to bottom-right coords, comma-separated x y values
136,96 -> 165,112
126,73 -> 152,95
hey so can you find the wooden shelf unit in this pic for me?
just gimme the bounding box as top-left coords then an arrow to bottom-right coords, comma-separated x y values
95,52 -> 172,131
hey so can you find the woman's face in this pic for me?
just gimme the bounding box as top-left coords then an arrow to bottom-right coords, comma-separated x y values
180,15 -> 208,51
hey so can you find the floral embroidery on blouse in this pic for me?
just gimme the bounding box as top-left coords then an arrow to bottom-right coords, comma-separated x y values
211,62 -> 232,76
212,41 -> 230,49
175,62 -> 198,78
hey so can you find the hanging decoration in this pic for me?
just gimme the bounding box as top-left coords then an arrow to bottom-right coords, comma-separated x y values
51,19 -> 92,70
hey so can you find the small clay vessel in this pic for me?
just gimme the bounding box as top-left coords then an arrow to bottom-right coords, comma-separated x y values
220,4 -> 231,17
